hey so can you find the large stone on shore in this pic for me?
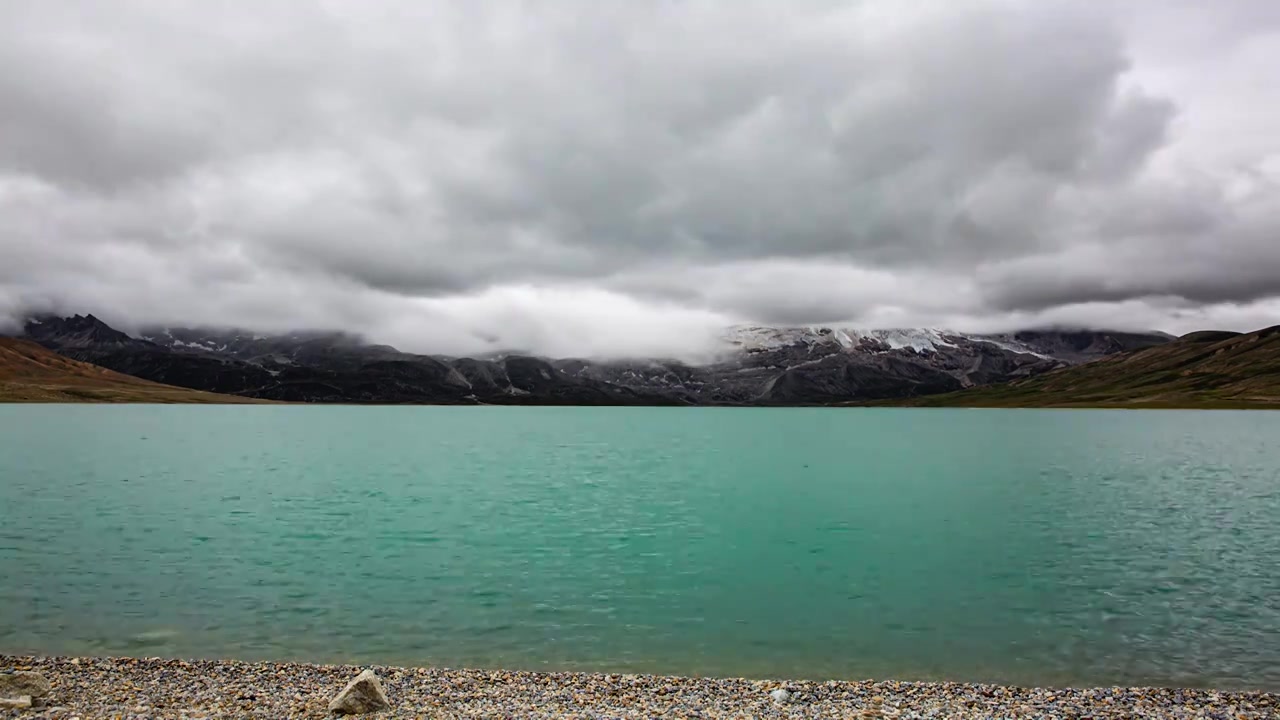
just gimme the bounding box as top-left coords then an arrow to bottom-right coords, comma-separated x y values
328,669 -> 390,715
0,695 -> 32,710
0,670 -> 50,699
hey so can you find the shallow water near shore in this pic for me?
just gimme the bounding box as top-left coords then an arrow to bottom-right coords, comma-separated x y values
2,405 -> 1279,690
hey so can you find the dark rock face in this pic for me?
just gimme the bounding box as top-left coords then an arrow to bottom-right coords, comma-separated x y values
140,326 -> 406,368
16,315 -> 1173,405
471,356 -> 674,406
80,348 -> 277,395
1003,329 -> 1177,363
759,354 -> 965,404
449,357 -> 513,395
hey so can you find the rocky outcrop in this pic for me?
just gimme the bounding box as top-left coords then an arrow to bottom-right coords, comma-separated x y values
328,669 -> 390,715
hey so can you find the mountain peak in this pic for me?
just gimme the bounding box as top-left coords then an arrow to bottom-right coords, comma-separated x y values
23,313 -> 143,350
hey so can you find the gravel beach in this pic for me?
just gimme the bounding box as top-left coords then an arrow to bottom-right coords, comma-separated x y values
2,655 -> 1276,719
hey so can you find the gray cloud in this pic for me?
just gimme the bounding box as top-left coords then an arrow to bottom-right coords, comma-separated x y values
1,0 -> 1278,358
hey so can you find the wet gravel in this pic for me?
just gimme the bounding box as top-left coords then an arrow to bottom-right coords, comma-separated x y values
3,655 -> 1277,719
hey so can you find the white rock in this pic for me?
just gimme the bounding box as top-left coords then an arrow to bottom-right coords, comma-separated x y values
770,688 -> 793,704
328,669 -> 390,715
0,696 -> 32,710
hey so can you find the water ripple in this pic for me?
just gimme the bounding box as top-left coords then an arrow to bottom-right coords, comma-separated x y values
1,405 -> 1278,690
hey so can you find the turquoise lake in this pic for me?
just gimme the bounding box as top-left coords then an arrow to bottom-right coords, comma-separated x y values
1,405 -> 1278,689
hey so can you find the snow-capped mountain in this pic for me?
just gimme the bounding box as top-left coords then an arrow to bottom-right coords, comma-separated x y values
722,325 -> 1032,354
563,325 -> 1173,404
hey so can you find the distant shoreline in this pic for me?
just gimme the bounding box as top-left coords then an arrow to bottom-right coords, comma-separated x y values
4,396 -> 1280,409
863,399 -> 1280,411
3,654 -> 1277,719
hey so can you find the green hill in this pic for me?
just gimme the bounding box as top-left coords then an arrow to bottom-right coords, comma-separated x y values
886,326 -> 1280,409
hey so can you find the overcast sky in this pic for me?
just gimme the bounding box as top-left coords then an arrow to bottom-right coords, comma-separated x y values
2,1 -> 1278,358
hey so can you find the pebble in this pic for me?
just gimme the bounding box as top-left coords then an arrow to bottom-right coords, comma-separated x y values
1,653 -> 1276,719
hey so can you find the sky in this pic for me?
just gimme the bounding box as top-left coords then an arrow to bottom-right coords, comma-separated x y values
1,1 -> 1278,359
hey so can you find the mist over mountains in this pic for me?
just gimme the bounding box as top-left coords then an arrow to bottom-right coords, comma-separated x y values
15,313 -> 1172,405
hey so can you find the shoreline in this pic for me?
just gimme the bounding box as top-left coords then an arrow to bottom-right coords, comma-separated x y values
3,655 -> 1277,719
6,399 -> 1280,409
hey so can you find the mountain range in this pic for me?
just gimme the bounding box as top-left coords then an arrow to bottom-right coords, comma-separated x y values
10,313 -> 1174,405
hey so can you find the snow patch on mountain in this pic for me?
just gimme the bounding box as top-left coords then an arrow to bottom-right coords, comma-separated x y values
721,325 -> 1062,359
849,328 -> 958,352
723,325 -> 962,354
981,338 -> 1051,358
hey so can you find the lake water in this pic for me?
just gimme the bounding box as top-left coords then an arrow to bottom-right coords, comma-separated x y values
1,405 -> 1278,690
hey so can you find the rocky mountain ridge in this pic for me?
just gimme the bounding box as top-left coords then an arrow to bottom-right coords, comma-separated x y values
15,314 -> 1173,405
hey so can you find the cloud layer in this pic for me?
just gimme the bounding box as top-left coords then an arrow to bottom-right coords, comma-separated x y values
2,1 -> 1278,357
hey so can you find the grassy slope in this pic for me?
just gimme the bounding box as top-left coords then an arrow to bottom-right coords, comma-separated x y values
0,337 -> 268,403
884,326 -> 1280,409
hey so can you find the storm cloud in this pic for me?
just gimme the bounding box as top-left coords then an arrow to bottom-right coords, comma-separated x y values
2,1 -> 1278,357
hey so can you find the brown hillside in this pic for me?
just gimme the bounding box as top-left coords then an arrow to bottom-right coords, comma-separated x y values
887,325 -> 1280,409
0,337 -> 267,403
